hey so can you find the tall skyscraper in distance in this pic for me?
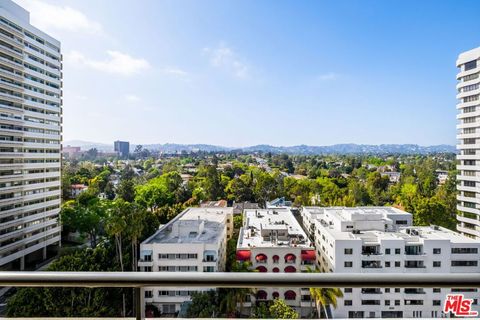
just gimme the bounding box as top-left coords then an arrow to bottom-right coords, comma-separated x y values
114,140 -> 129,158
456,47 -> 480,239
0,0 -> 62,269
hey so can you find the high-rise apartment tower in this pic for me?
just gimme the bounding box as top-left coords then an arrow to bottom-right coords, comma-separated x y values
0,0 -> 62,269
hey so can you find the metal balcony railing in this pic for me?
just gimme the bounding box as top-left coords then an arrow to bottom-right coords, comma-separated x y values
0,272 -> 479,320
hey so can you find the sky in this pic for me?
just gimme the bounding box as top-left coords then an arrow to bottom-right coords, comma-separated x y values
14,0 -> 480,147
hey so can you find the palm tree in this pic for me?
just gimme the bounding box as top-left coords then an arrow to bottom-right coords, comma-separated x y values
125,203 -> 147,318
307,267 -> 343,318
220,261 -> 256,317
104,199 -> 127,317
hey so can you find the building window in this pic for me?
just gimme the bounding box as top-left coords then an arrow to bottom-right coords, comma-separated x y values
465,60 -> 477,71
349,311 -> 364,318
344,300 -> 352,306
464,181 -> 476,187
145,290 -> 152,298
385,248 -> 390,255
463,73 -> 479,81
433,288 -> 441,293
433,261 -> 441,267
452,248 -> 478,254
433,300 -> 441,306
464,170 -> 476,176
344,261 -> 353,268
395,261 -> 401,267
344,248 -> 353,255
385,288 -> 390,293
463,95 -> 479,103
344,288 -> 352,293
433,248 -> 441,254
395,289 -> 400,293
385,261 -> 391,267
464,201 -> 476,208
451,260 -> 478,267
385,300 -> 390,306
395,248 -> 401,254
162,304 -> 176,314
205,255 -> 216,262
395,300 -> 400,306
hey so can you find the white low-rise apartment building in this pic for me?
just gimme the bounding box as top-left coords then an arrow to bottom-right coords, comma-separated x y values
236,207 -> 316,317
139,207 -> 233,317
301,206 -> 480,319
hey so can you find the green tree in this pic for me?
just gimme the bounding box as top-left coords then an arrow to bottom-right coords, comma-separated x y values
186,290 -> 220,318
413,197 -> 456,230
307,268 -> 343,318
116,178 -> 136,202
6,246 -> 125,317
253,170 -> 278,205
61,197 -> 107,248
197,165 -> 224,200
225,174 -> 255,202
397,182 -> 418,212
268,299 -> 299,319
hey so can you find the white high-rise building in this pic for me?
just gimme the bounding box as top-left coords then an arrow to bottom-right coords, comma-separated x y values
301,206 -> 480,318
457,47 -> 480,239
139,207 -> 233,317
0,0 -> 62,270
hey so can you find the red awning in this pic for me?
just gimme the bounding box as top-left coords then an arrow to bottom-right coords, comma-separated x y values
236,250 -> 251,261
284,266 -> 296,273
256,266 -> 267,272
272,255 -> 279,261
284,290 -> 296,300
257,290 -> 267,300
301,250 -> 316,261
272,291 -> 280,299
256,254 -> 267,261
272,267 -> 280,273
285,253 -> 296,261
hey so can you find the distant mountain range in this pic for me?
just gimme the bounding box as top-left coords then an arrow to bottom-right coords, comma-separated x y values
63,140 -> 456,155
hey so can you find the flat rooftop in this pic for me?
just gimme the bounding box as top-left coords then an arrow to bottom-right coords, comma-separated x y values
143,207 -> 232,245
238,208 -> 311,248
306,207 -> 477,244
304,206 -> 411,219
347,226 -> 480,244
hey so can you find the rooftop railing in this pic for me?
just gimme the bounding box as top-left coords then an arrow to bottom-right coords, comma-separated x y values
0,272 -> 479,319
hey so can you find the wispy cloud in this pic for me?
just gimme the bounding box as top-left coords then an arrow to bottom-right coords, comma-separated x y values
162,67 -> 188,77
15,0 -> 103,35
65,50 -> 150,76
160,67 -> 192,82
125,94 -> 141,103
317,72 -> 341,81
203,43 -> 250,79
